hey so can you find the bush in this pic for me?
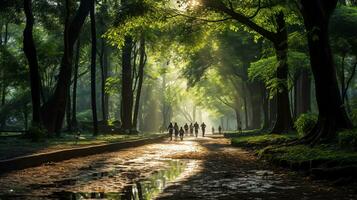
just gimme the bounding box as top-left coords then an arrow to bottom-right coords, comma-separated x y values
26,125 -> 47,142
294,113 -> 318,137
338,129 -> 357,150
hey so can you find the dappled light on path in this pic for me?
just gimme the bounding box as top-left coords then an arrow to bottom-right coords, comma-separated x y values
0,136 -> 356,200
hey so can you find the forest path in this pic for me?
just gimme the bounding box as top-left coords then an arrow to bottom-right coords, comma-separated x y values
157,136 -> 357,200
0,135 -> 356,199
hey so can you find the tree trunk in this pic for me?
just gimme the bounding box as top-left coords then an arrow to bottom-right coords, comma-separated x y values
247,82 -> 262,129
1,22 -> 8,107
193,105 -> 196,122
299,0 -> 353,144
100,37 -> 108,122
269,97 -> 277,127
23,0 -> 42,126
23,105 -> 29,130
71,39 -> 80,129
121,36 -> 134,132
41,0 -> 91,134
261,84 -> 270,130
66,86 -> 71,130
271,12 -> 293,134
243,95 -> 248,129
296,69 -> 311,116
235,108 -> 241,131
90,0 -> 98,135
133,35 -> 146,130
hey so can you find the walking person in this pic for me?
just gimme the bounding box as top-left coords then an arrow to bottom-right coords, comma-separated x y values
218,125 -> 222,134
194,122 -> 199,138
201,122 -> 206,137
179,127 -> 185,141
168,122 -> 174,141
174,123 -> 179,140
212,127 -> 215,135
184,123 -> 189,136
189,123 -> 194,136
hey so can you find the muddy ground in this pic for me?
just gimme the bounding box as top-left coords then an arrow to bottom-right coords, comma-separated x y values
0,136 -> 356,200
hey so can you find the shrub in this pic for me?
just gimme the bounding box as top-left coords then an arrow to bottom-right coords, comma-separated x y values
26,125 -> 47,142
338,129 -> 357,150
294,113 -> 318,137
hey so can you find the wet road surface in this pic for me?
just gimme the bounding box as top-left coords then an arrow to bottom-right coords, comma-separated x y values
0,136 -> 356,200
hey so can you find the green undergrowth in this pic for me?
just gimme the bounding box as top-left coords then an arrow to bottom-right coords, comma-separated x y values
258,144 -> 357,164
227,129 -> 357,171
0,132 -> 163,160
230,132 -> 297,148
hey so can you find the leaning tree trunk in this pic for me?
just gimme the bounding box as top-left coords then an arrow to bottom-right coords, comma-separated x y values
271,12 -> 294,134
133,35 -> 146,130
41,0 -> 91,134
71,38 -> 80,129
90,0 -> 98,135
121,36 -> 134,132
299,0 -> 353,145
100,37 -> 109,123
23,0 -> 42,126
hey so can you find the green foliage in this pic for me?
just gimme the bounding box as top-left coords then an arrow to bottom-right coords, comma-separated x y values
294,113 -> 318,137
77,110 -> 93,122
351,104 -> 357,125
26,125 -> 47,142
231,133 -> 296,147
248,51 -> 310,98
331,6 -> 357,54
260,144 -> 357,163
338,129 -> 357,149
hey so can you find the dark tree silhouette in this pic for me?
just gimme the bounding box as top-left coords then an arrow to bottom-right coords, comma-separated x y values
23,0 -> 42,126
90,0 -> 98,135
298,0 -> 353,145
41,0 -> 91,134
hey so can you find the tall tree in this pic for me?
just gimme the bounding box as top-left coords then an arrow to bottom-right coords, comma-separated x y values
121,35 -> 134,132
200,0 -> 293,133
41,0 -> 91,134
23,0 -> 42,126
133,35 -> 146,129
90,0 -> 98,135
71,38 -> 80,130
297,0 -> 353,144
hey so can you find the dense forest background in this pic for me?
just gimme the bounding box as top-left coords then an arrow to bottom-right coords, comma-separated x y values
1,0 -> 357,145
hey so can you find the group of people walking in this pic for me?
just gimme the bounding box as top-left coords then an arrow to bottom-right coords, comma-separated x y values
167,122 -> 207,141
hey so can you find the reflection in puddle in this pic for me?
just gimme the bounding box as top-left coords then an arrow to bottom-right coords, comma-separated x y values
50,160 -> 186,200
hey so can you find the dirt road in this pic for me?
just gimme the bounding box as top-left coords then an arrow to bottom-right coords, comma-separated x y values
0,136 -> 356,199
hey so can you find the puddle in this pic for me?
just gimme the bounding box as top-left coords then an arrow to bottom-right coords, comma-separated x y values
47,160 -> 186,200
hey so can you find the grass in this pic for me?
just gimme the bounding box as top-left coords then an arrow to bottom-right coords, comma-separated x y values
0,132 -> 164,160
227,130 -> 357,168
258,145 -> 357,164
230,131 -> 297,147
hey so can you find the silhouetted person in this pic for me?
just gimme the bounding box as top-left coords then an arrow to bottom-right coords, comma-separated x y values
194,122 -> 199,137
212,127 -> 215,134
189,123 -> 194,135
174,123 -> 179,140
184,123 -> 189,135
179,127 -> 184,141
218,126 -> 222,134
168,122 -> 174,141
238,120 -> 242,134
201,122 -> 206,137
